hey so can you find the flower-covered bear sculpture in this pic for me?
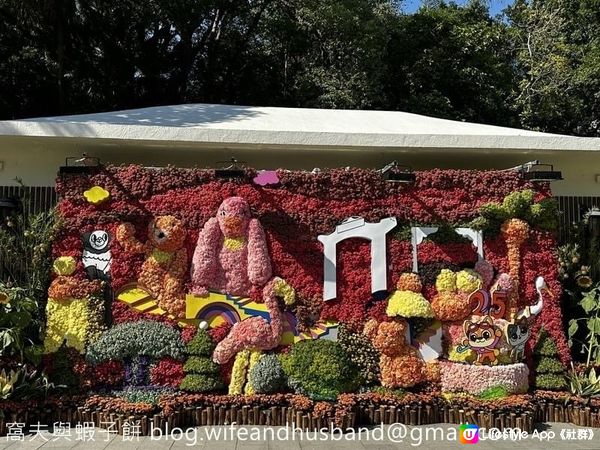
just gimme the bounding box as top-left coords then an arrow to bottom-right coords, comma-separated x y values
363,318 -> 425,388
116,216 -> 187,316
191,197 -> 272,298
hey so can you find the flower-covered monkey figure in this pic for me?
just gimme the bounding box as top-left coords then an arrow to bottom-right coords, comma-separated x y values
462,315 -> 503,365
117,216 -> 187,316
191,197 -> 272,297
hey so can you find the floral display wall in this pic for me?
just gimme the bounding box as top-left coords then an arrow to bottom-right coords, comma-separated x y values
45,165 -> 568,401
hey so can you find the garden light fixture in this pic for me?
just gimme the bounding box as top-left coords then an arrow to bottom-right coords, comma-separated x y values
379,161 -> 416,183
514,160 -> 562,182
215,157 -> 248,180
59,154 -> 101,175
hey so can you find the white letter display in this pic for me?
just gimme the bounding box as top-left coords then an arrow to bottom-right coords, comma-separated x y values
411,227 -> 438,272
411,226 -> 483,272
455,227 -> 484,261
318,217 -> 397,301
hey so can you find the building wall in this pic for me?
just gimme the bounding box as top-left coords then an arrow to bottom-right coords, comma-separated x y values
0,136 -> 598,196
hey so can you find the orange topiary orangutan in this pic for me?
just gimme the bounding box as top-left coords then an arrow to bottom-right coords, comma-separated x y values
117,215 -> 187,316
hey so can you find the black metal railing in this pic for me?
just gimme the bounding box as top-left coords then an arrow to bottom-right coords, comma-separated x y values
0,185 -> 57,215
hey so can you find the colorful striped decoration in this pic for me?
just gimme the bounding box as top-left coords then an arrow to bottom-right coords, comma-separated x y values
116,285 -> 338,344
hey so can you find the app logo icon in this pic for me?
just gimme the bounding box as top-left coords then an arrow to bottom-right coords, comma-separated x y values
459,424 -> 479,444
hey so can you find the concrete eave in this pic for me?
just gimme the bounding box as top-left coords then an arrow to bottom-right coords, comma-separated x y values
1,103 -> 599,153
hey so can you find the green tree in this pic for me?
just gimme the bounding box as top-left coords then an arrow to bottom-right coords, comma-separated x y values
508,0 -> 600,136
382,1 -> 517,126
180,329 -> 223,392
534,328 -> 567,390
0,0 -> 397,118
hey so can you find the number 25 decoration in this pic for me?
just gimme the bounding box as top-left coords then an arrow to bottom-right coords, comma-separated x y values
469,289 -> 507,319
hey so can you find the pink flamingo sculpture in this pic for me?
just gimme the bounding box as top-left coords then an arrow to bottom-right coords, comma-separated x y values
212,277 -> 295,394
213,277 -> 295,365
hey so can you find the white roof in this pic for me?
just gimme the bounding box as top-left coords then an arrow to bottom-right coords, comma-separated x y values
1,103 -> 599,151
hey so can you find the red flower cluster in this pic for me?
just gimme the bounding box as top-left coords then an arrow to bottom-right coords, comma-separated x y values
208,323 -> 232,343
111,301 -> 179,328
150,358 -> 185,387
90,360 -> 125,387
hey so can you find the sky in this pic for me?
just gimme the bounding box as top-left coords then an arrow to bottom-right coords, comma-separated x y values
403,0 -> 513,16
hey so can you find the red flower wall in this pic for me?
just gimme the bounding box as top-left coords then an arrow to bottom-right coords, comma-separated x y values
54,166 -> 568,364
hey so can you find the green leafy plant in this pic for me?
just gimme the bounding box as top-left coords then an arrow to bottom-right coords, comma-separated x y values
568,286 -> 600,366
0,365 -> 52,400
179,329 -> 223,393
0,368 -> 21,399
477,385 -> 509,400
0,188 -> 57,402
567,364 -> 600,397
0,285 -> 43,364
112,386 -> 176,405
473,190 -> 558,232
86,321 -> 186,364
0,186 -> 57,304
47,344 -> 81,393
248,354 -> 287,394
367,386 -> 406,398
281,339 -> 360,401
183,356 -> 220,375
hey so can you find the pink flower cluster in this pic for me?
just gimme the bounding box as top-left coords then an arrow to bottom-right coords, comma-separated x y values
440,361 -> 529,395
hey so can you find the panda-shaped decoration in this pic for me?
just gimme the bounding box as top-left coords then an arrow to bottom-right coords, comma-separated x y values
82,230 -> 111,281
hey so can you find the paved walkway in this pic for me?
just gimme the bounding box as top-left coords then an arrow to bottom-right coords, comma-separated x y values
1,423 -> 599,450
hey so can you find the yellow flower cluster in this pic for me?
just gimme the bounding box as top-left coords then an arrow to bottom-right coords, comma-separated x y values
83,186 -> 110,205
432,268 -> 483,321
44,297 -> 90,353
229,349 -> 263,395
86,294 -> 107,346
435,269 -> 456,293
272,277 -> 296,306
386,290 -> 434,318
229,350 -> 250,395
223,237 -> 246,251
52,256 -> 76,276
447,346 -> 475,363
455,269 -> 482,294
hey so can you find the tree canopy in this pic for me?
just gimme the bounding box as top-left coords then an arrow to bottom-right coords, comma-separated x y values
0,0 -> 597,136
